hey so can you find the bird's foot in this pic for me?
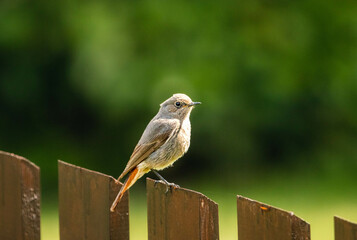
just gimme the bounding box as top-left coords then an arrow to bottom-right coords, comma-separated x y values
151,170 -> 179,193
164,182 -> 180,193
153,180 -> 179,193
154,180 -> 161,187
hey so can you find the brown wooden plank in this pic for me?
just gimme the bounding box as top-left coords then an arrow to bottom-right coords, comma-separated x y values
58,160 -> 129,240
335,216 -> 357,240
237,195 -> 310,240
147,178 -> 219,240
0,150 -> 41,240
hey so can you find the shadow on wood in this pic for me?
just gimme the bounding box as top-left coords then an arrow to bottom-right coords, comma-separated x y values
147,178 -> 219,240
237,195 -> 310,240
335,216 -> 357,240
58,161 -> 129,240
0,150 -> 41,240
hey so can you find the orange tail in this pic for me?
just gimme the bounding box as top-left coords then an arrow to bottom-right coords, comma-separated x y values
110,167 -> 140,212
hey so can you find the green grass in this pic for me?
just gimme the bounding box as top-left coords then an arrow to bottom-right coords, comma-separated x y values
41,175 -> 357,240
41,201 -> 59,240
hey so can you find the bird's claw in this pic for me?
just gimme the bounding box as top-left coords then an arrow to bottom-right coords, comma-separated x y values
151,170 -> 180,193
154,180 -> 166,188
154,180 -> 160,187
153,180 -> 179,193
164,182 -> 180,193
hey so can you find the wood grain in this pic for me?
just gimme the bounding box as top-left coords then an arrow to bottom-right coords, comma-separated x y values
0,150 -> 40,240
237,195 -> 310,240
58,160 -> 129,240
335,216 -> 357,240
147,178 -> 219,240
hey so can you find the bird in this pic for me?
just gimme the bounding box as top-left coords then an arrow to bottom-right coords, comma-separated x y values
110,93 -> 200,212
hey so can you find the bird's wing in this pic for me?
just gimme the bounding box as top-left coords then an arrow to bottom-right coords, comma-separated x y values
118,119 -> 178,181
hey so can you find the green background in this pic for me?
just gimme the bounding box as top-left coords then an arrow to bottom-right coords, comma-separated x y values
1,0 -> 357,239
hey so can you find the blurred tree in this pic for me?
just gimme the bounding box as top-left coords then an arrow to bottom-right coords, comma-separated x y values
0,0 -> 356,191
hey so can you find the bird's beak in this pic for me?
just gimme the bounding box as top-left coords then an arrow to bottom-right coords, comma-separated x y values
189,101 -> 201,107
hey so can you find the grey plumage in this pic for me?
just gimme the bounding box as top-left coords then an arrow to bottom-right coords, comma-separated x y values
110,93 -> 200,212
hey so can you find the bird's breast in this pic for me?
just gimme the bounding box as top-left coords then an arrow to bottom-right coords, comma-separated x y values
178,118 -> 191,153
145,119 -> 191,171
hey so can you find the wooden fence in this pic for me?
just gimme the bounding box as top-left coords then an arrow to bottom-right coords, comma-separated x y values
1,150 -> 356,240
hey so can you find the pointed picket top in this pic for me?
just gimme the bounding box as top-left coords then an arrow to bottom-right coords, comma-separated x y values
237,195 -> 310,240
0,150 -> 41,240
58,160 -> 129,240
335,216 -> 357,240
147,178 -> 219,240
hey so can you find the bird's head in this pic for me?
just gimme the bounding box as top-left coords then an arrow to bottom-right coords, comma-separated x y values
159,93 -> 201,120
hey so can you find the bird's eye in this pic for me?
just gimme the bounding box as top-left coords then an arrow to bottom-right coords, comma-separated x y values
175,101 -> 181,107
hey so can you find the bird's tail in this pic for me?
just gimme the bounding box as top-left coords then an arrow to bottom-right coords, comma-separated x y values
110,167 -> 140,212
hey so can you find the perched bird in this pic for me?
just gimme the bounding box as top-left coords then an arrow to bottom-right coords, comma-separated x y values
110,93 -> 200,212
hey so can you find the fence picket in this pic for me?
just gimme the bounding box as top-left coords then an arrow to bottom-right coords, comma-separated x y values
335,216 -> 357,240
2,150 -> 357,240
147,178 -> 219,240
58,160 -> 129,240
0,150 -> 41,240
237,195 -> 310,240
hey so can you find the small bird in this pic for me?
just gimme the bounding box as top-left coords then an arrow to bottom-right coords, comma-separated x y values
110,93 -> 200,212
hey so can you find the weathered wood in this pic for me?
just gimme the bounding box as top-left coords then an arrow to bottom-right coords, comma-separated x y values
335,216 -> 357,240
147,178 -> 219,240
237,195 -> 310,240
58,161 -> 129,240
0,150 -> 41,240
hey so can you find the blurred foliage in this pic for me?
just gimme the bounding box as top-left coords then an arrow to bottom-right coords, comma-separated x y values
1,0 -> 357,192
